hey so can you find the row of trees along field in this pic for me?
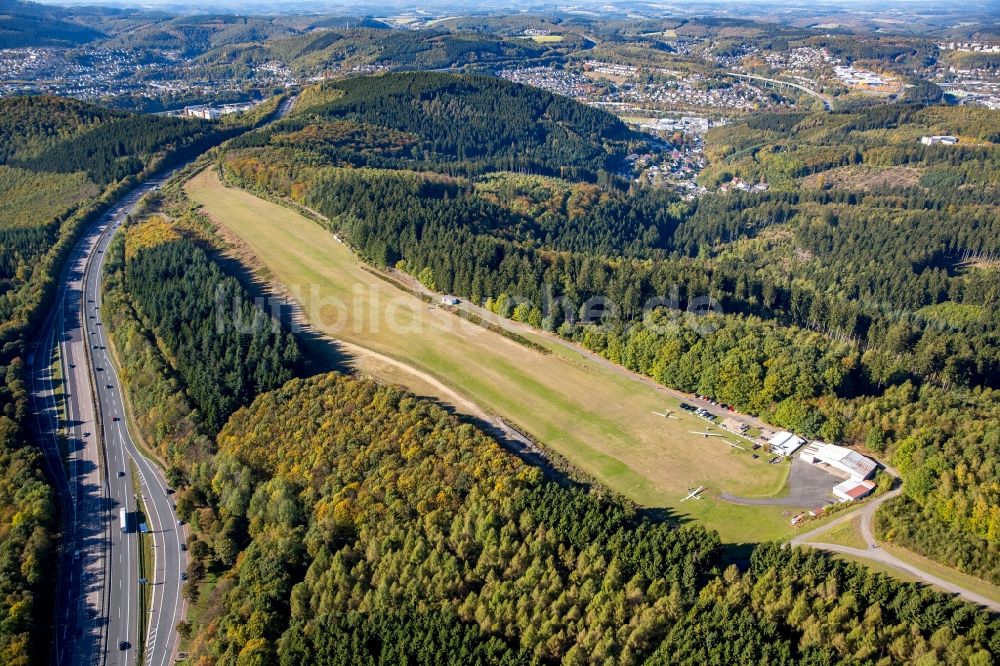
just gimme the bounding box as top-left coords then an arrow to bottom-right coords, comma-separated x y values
216,76 -> 1000,583
172,372 -> 1000,664
122,217 -> 302,433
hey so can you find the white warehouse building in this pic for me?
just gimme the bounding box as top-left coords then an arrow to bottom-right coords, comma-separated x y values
799,443 -> 878,481
768,431 -> 806,457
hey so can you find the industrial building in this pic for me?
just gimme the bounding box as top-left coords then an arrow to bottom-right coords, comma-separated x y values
921,135 -> 958,146
799,442 -> 878,481
832,478 -> 876,502
183,105 -> 221,120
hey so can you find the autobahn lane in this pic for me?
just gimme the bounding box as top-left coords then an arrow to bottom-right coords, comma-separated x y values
83,189 -> 187,666
30,176 -> 184,666
32,194 -> 128,665
84,199 -> 139,666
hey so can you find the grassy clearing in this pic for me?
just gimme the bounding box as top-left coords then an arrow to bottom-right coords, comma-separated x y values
175,571 -> 220,663
0,165 -> 96,229
813,515 -> 867,550
186,168 -> 802,542
47,338 -> 72,474
882,544 -> 1000,605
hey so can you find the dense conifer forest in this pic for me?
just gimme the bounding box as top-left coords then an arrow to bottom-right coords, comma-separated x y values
125,234 -> 302,432
229,72 -> 647,182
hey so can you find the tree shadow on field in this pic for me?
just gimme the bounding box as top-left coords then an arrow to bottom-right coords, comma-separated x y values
206,245 -> 351,376
717,542 -> 759,571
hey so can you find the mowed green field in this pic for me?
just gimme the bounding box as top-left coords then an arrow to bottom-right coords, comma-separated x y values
186,168 -> 797,542
814,515 -> 867,550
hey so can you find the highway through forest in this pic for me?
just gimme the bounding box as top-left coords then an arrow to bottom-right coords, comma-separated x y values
29,93 -> 298,666
31,174 -> 186,666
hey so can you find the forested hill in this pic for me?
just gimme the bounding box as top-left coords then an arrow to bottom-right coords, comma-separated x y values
0,1 -> 104,48
232,72 -> 644,181
0,96 -> 221,185
0,94 -> 230,320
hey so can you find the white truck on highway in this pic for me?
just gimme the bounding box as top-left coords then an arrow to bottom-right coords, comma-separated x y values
119,507 -> 128,534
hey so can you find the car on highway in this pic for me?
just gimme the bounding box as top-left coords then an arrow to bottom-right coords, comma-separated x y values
118,641 -> 129,651
106,384 -> 112,389
117,471 -> 125,477
112,416 -> 120,422
96,367 -> 103,371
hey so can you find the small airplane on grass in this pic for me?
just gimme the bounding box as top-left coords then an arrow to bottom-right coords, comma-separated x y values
681,486 -> 706,502
652,410 -> 680,420
689,429 -> 726,438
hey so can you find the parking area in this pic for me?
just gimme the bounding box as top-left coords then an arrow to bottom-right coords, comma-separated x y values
720,457 -> 841,508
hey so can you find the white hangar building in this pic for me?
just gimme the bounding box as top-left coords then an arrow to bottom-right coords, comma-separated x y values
799,442 -> 878,481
